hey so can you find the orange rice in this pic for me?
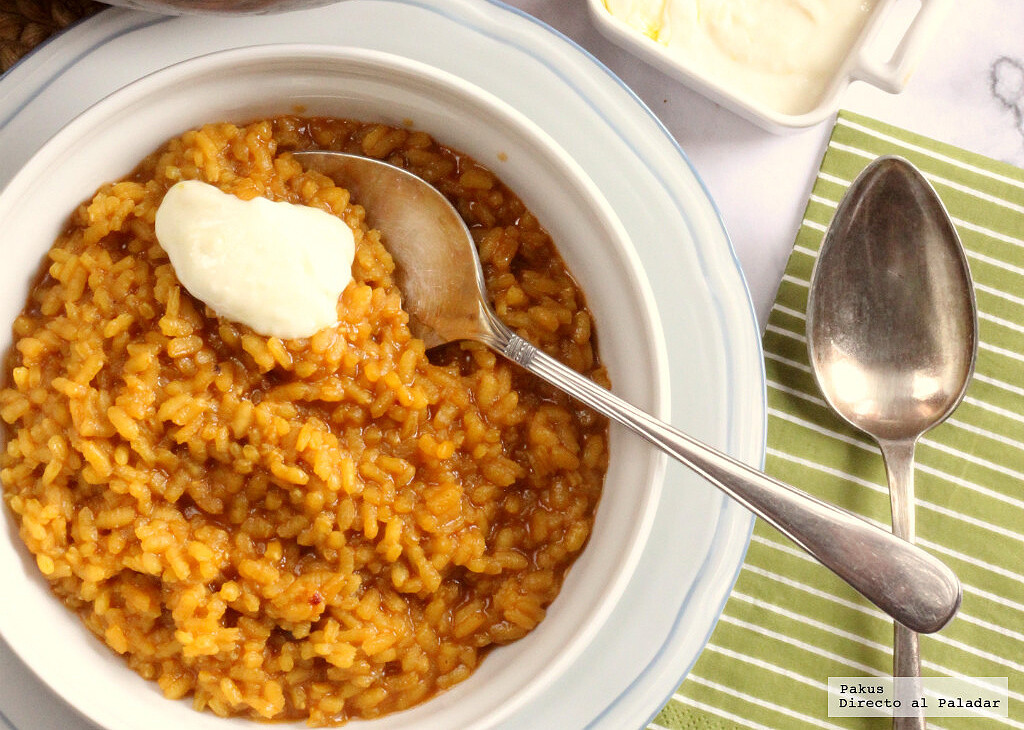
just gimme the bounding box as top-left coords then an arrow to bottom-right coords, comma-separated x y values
0,117 -> 609,725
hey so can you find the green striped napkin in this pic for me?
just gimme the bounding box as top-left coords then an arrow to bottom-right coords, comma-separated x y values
651,111 -> 1024,730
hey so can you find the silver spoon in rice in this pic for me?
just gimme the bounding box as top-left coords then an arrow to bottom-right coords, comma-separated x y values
293,150 -> 962,636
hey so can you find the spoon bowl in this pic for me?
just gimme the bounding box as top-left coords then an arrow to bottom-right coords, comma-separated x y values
293,150 -> 492,349
296,149 -> 964,635
808,156 -> 978,442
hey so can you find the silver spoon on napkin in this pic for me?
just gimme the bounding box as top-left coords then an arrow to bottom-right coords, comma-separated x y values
295,149 -> 962,635
807,156 -> 978,729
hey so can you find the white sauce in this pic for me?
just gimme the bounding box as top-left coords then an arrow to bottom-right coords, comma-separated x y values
155,180 -> 355,339
603,0 -> 878,115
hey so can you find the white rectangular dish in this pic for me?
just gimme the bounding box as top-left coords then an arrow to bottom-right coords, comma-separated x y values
588,0 -> 951,132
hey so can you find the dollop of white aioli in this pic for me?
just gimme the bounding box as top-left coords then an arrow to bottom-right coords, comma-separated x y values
604,0 -> 878,115
155,180 -> 355,339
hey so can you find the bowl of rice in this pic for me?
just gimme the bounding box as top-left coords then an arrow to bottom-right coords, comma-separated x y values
0,45 -> 668,729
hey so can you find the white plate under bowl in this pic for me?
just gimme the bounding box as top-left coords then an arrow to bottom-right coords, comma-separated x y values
0,2 -> 766,729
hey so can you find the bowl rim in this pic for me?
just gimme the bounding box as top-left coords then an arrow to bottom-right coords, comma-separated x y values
0,42 -> 669,730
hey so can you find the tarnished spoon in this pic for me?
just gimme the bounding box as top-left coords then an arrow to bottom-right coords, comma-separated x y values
807,156 -> 978,728
295,150 -> 962,635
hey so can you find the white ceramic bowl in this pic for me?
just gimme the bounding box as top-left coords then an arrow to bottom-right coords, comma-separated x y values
588,0 -> 951,132
0,45 -> 668,730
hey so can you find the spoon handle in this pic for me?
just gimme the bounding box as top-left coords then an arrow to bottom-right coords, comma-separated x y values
894,624 -> 926,729
489,324 -> 961,635
880,440 -> 927,730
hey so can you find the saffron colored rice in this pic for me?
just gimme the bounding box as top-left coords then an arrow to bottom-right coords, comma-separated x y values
0,117 -> 609,725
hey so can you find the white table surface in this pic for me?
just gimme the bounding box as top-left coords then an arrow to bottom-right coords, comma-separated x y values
509,0 -> 1024,331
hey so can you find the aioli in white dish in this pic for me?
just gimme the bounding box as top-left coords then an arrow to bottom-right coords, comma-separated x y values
603,0 -> 879,114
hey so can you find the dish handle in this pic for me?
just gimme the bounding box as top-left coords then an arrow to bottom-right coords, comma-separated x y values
853,0 -> 952,93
